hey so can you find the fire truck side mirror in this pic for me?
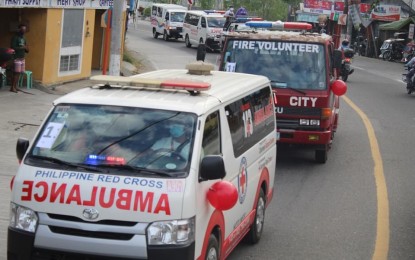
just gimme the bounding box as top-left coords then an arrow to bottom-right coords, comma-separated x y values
333,50 -> 342,69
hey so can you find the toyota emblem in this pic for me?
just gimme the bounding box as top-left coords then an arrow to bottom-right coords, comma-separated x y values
82,208 -> 99,220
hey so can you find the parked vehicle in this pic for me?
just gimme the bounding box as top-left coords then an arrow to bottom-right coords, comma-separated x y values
150,3 -> 187,41
380,38 -> 405,61
218,20 -> 347,163
340,49 -> 355,82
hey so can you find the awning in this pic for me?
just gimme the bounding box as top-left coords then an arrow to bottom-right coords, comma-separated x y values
379,17 -> 415,31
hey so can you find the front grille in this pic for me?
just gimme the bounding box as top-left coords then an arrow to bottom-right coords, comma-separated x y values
276,106 -> 321,116
31,248 -> 140,260
49,226 -> 134,240
48,214 -> 137,226
177,27 -> 182,33
277,118 -> 321,130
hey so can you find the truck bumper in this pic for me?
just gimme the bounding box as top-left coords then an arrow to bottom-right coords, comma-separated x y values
278,129 -> 332,147
7,227 -> 34,260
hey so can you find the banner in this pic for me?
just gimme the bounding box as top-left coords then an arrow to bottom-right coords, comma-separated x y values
370,5 -> 401,22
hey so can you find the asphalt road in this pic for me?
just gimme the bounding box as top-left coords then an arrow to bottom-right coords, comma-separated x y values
0,19 -> 414,260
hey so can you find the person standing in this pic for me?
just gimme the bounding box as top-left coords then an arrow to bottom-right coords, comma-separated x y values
10,24 -> 29,93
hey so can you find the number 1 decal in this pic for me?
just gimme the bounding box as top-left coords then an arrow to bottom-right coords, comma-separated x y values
36,122 -> 64,149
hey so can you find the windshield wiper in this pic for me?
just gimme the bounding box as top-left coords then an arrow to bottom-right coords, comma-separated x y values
28,155 -> 103,172
97,164 -> 174,177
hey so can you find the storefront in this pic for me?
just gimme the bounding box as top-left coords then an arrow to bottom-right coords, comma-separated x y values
0,0 -> 125,86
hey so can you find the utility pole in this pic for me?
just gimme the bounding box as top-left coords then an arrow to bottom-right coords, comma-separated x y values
109,0 -> 124,76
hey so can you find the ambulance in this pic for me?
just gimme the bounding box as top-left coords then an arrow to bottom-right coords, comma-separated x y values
183,10 -> 227,52
151,3 -> 187,41
8,62 -> 277,259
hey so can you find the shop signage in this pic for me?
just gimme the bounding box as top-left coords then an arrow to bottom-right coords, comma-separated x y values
0,0 -> 114,9
370,4 -> 401,22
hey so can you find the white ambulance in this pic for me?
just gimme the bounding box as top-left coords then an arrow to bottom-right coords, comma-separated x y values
183,10 -> 226,52
151,3 -> 187,41
8,62 -> 277,260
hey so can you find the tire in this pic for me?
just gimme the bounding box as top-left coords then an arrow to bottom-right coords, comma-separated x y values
382,51 -> 390,61
185,35 -> 191,48
205,234 -> 219,260
163,31 -> 169,41
153,29 -> 159,39
246,189 -> 266,244
341,74 -> 348,82
315,148 -> 328,164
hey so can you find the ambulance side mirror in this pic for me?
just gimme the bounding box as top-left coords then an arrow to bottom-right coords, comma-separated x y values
16,137 -> 29,162
199,155 -> 226,181
333,50 -> 342,69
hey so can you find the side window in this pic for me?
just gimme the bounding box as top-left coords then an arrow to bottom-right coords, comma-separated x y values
202,111 -> 221,156
225,87 -> 274,157
165,12 -> 169,20
157,7 -> 162,17
152,6 -> 157,16
184,14 -> 190,24
201,17 -> 206,28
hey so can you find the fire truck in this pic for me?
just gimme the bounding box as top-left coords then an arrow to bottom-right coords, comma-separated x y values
218,21 -> 347,163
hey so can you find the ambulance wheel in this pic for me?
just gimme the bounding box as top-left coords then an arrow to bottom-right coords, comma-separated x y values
185,35 -> 191,48
205,234 -> 219,260
153,29 -> 159,39
163,31 -> 169,41
246,189 -> 266,244
315,148 -> 328,164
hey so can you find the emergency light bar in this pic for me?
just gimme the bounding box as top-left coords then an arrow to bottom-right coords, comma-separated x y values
245,21 -> 312,31
90,75 -> 211,92
204,10 -> 225,14
235,17 -> 263,23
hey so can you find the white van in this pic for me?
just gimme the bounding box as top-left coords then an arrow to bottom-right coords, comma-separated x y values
183,11 -> 226,52
151,3 -> 187,41
8,62 -> 277,260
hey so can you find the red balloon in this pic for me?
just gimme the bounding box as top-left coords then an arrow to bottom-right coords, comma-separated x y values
331,80 -> 347,96
207,181 -> 238,211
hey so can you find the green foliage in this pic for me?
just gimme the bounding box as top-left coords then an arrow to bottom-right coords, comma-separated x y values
143,7 -> 151,17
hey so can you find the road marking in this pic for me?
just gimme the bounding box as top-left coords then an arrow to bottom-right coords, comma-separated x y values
342,95 -> 389,260
352,65 -> 404,83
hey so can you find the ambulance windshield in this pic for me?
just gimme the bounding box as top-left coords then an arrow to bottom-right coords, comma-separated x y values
223,40 -> 327,90
207,17 -> 226,28
170,12 -> 185,22
29,105 -> 197,177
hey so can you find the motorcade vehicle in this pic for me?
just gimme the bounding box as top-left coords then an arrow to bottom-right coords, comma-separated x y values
220,17 -> 263,49
151,3 -> 187,41
8,62 -> 277,260
183,10 -> 226,52
339,49 -> 355,82
402,63 -> 415,94
380,38 -> 405,61
218,20 -> 347,163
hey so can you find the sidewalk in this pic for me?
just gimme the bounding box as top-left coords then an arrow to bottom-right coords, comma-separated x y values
0,60 -> 141,96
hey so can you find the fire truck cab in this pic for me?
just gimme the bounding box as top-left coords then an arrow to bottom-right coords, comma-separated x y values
218,21 -> 346,163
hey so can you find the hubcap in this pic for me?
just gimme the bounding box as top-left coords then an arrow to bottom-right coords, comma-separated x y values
256,197 -> 265,233
207,247 -> 217,260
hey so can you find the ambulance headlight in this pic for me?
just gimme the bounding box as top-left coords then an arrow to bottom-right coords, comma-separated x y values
147,217 -> 195,245
9,203 -> 38,233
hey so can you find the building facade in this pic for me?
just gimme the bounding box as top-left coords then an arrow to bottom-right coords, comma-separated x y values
0,0 -> 126,86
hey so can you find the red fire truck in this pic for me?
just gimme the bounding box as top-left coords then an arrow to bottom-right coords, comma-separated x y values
218,21 -> 347,163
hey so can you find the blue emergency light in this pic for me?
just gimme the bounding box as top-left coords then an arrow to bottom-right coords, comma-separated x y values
245,21 -> 312,30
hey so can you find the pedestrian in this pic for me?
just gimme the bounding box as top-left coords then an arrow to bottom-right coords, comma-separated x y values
10,23 -> 29,93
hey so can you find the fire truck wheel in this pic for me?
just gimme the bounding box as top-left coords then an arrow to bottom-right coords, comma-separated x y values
246,188 -> 266,244
153,29 -> 159,39
185,35 -> 192,48
315,149 -> 328,164
206,234 -> 219,260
